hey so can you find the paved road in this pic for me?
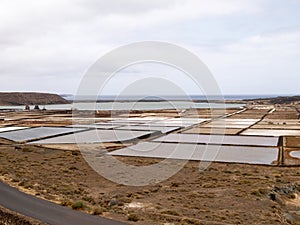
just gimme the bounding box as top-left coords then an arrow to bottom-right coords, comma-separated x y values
0,181 -> 127,225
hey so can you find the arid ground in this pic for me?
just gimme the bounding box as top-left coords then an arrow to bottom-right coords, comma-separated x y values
0,105 -> 299,225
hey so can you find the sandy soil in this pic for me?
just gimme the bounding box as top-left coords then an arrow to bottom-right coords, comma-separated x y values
0,144 -> 299,225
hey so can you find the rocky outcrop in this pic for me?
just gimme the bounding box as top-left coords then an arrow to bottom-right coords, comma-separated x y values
0,92 -> 69,106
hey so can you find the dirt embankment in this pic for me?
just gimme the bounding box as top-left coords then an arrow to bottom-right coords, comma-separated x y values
0,92 -> 69,106
0,206 -> 45,225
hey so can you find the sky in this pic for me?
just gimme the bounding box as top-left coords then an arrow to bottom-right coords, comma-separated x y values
0,0 -> 300,96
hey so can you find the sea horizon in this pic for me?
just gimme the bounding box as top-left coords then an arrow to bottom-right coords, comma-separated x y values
62,94 -> 292,101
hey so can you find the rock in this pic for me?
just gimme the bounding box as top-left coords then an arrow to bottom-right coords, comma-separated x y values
24,105 -> 30,110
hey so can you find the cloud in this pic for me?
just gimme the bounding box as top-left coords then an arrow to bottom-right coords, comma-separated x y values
213,29 -> 300,68
0,1 -> 259,73
97,0 -> 259,29
199,29 -> 300,94
1,0 -> 299,95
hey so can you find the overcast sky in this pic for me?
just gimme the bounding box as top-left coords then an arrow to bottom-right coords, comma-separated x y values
0,0 -> 300,96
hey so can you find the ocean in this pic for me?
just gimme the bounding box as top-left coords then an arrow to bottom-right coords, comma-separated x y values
0,95 -> 282,111
0,102 -> 244,111
63,94 -> 279,101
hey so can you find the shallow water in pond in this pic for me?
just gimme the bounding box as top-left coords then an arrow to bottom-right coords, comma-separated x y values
152,134 -> 279,147
290,151 -> 300,159
30,129 -> 155,144
110,142 -> 278,165
0,127 -> 85,142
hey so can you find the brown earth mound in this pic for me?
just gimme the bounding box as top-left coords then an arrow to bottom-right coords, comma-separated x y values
0,92 -> 69,106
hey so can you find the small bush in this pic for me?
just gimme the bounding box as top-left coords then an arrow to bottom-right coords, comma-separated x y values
269,193 -> 276,201
69,166 -> 78,170
71,151 -> 79,156
92,207 -> 103,215
161,210 -> 180,216
60,199 -> 71,206
127,213 -> 139,222
22,148 -> 33,152
258,188 -> 268,195
288,193 -> 296,199
11,178 -> 20,183
74,189 -> 82,194
251,190 -> 260,196
82,196 -> 95,204
171,182 -> 180,187
251,188 -> 268,196
72,201 -> 85,210
202,183 -> 215,188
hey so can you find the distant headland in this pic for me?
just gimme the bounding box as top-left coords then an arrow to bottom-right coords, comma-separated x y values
0,92 -> 69,106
